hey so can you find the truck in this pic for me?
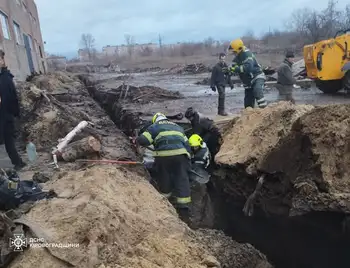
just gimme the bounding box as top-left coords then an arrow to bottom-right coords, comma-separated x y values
303,29 -> 350,94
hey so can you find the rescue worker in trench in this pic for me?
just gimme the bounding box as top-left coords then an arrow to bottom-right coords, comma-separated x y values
210,52 -> 234,116
276,50 -> 297,104
135,112 -> 192,223
187,134 -> 214,228
227,39 -> 267,109
188,134 -> 211,180
184,107 -> 222,163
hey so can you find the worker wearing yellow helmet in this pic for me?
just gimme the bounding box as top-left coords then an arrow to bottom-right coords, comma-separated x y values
188,134 -> 211,170
227,38 -> 267,109
136,112 -> 192,223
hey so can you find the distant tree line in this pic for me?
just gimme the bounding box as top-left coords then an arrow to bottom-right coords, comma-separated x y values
75,0 -> 350,63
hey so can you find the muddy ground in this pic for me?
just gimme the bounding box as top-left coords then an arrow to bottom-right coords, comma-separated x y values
87,71 -> 350,119
2,68 -> 350,268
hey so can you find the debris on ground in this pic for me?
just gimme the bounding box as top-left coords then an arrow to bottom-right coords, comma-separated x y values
7,166 -> 271,268
16,72 -> 135,161
215,101 -> 350,217
167,63 -> 209,75
81,75 -> 184,136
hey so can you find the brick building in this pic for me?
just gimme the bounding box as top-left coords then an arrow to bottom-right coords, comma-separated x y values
0,0 -> 47,81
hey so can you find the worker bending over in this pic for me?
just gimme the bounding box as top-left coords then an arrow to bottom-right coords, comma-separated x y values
185,107 -> 222,162
136,112 -> 192,222
210,52 -> 233,116
228,39 -> 267,109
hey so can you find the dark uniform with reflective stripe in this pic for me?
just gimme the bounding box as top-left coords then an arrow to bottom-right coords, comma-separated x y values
232,49 -> 267,108
189,143 -> 214,228
136,118 -> 192,212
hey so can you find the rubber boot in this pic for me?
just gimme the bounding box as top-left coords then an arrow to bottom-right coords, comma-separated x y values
176,207 -> 192,226
218,94 -> 228,116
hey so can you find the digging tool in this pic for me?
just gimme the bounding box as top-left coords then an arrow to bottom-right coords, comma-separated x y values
75,159 -> 142,165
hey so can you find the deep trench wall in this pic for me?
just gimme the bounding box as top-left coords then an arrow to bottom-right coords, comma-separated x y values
261,104 -> 350,216
215,102 -> 350,216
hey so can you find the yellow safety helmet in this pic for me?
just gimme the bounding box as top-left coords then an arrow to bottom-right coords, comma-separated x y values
152,112 -> 166,123
189,134 -> 203,147
228,39 -> 245,53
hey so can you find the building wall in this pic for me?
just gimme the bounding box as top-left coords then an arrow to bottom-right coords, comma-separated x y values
0,0 -> 47,81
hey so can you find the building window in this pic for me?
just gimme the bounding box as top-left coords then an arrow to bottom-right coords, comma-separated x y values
28,35 -> 33,50
0,12 -> 10,40
13,22 -> 22,44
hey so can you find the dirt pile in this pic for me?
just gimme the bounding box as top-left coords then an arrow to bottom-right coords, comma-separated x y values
8,166 -> 271,268
216,102 -> 314,173
17,72 -> 134,160
215,102 -> 350,216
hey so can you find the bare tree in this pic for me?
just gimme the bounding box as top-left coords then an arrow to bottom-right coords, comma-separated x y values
203,37 -> 215,54
80,33 -> 96,61
288,0 -> 348,44
139,46 -> 153,57
125,34 -> 135,58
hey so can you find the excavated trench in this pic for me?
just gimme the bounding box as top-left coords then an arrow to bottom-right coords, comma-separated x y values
79,76 -> 350,268
210,178 -> 350,268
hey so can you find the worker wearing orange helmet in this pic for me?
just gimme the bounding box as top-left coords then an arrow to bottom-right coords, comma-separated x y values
227,39 -> 267,109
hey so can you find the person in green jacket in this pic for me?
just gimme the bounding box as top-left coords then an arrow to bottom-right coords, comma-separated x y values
227,38 -> 267,109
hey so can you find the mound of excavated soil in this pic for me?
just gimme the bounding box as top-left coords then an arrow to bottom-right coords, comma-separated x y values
216,102 -> 314,174
8,166 -> 270,268
215,102 -> 350,216
261,104 -> 350,215
16,72 -> 135,163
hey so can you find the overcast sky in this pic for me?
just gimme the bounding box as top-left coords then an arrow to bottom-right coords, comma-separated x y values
35,0 -> 348,57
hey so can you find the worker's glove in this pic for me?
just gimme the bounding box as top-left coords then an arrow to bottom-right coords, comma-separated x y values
222,67 -> 229,74
211,86 -> 216,92
229,65 -> 240,74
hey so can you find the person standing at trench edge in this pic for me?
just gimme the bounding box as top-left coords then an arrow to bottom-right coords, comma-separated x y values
210,52 -> 234,116
0,50 -> 26,170
227,39 -> 267,109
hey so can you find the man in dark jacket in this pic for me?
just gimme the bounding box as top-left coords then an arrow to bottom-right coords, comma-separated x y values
228,39 -> 267,109
276,51 -> 297,104
0,50 -> 26,170
185,107 -> 222,162
136,112 -> 192,223
210,53 -> 233,116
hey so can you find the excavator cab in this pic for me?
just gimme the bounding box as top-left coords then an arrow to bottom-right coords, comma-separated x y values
303,29 -> 350,94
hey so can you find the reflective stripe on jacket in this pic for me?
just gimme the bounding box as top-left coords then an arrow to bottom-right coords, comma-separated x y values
192,143 -> 210,169
136,119 -> 191,157
233,49 -> 264,86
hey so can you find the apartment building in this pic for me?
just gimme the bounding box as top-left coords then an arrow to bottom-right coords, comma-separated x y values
0,0 -> 47,81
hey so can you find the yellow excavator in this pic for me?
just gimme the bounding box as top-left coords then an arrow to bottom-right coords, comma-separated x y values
303,29 -> 350,94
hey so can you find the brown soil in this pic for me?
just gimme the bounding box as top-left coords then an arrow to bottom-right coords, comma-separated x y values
17,72 -> 134,161
4,72 -> 272,268
215,101 -> 350,216
8,166 -> 270,268
216,102 -> 314,174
